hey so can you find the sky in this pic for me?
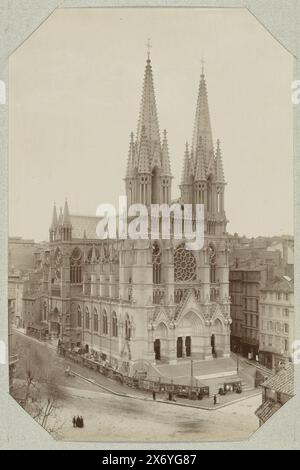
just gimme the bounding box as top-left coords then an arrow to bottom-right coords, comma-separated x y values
9,7 -> 294,242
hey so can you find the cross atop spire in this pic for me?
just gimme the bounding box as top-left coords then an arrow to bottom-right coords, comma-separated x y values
146,38 -> 152,61
201,57 -> 205,75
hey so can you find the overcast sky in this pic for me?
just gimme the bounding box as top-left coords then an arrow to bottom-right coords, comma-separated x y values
9,7 -> 293,242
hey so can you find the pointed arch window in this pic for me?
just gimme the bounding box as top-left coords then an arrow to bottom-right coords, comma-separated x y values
125,314 -> 131,340
43,301 -> 47,321
112,311 -> 118,337
103,309 -> 108,335
209,244 -> 216,284
85,307 -> 90,329
152,242 -> 162,285
93,308 -> 99,332
77,306 -> 82,327
70,247 -> 82,284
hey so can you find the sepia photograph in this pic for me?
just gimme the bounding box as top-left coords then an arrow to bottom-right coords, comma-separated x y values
6,6 -> 294,443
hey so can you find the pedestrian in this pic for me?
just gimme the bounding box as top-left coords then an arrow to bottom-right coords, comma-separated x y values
152,390 -> 156,401
72,416 -> 76,428
76,415 -> 81,428
80,416 -> 84,428
213,394 -> 217,405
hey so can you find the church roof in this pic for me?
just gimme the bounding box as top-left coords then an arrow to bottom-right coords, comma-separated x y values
70,215 -> 101,240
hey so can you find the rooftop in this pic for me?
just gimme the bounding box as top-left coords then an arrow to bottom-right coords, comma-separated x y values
261,363 -> 294,396
261,276 -> 294,293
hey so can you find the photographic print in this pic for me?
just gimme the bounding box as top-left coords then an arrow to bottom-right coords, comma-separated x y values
7,6 -> 294,443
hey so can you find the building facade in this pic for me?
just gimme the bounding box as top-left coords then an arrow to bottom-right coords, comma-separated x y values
229,267 -> 267,358
22,54 -> 231,373
259,277 -> 294,370
255,363 -> 294,426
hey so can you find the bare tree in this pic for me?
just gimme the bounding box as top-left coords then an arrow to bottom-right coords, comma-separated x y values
11,340 -> 67,435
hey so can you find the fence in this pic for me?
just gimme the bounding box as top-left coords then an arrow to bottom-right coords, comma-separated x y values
63,349 -> 210,400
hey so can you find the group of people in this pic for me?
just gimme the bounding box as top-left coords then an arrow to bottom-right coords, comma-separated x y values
72,415 -> 84,428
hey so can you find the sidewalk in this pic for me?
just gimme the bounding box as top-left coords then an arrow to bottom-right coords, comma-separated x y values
13,327 -> 261,411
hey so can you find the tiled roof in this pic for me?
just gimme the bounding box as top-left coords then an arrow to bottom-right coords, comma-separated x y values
261,363 -> 294,396
255,400 -> 281,423
261,277 -> 293,293
70,215 -> 101,240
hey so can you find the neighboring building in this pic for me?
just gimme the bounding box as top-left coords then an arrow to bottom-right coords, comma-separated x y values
8,237 -> 39,272
229,234 -> 294,280
259,276 -> 294,370
229,267 -> 267,358
255,363 -> 294,426
8,271 -> 25,328
22,53 -> 232,373
22,271 -> 47,337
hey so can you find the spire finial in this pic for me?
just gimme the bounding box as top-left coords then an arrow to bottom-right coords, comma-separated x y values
146,38 -> 152,61
201,57 -> 205,75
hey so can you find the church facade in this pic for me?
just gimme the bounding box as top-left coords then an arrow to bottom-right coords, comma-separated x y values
28,54 -> 231,373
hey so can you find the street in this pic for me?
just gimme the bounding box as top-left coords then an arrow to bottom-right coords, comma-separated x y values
12,330 -> 261,442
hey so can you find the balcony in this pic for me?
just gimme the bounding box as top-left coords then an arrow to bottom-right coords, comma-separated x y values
153,286 -> 165,305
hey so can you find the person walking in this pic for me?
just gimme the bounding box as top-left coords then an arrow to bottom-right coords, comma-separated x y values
72,416 -> 76,428
213,394 -> 217,405
80,416 -> 84,428
76,415 -> 81,428
152,390 -> 156,401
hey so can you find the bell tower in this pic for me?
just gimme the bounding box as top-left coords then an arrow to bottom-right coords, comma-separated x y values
180,64 -> 227,236
124,48 -> 172,207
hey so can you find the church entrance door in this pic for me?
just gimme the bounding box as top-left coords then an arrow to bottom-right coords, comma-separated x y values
185,336 -> 191,357
211,334 -> 216,357
154,339 -> 161,360
177,337 -> 183,358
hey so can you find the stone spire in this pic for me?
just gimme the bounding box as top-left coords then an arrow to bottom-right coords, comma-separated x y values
192,65 -> 214,175
136,54 -> 161,166
58,207 -> 63,226
181,142 -> 190,184
195,139 -> 206,181
63,198 -> 71,225
126,132 -> 135,178
50,203 -> 58,230
138,125 -> 150,173
161,129 -> 172,176
215,139 -> 225,183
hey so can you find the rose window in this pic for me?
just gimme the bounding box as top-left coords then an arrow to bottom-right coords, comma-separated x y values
174,247 -> 196,282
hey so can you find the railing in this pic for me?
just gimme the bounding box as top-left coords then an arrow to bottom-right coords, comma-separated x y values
153,286 -> 165,305
62,349 -> 210,399
210,284 -> 220,301
51,286 -> 61,297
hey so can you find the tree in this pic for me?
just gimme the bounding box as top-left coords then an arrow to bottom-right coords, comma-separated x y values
11,339 -> 67,436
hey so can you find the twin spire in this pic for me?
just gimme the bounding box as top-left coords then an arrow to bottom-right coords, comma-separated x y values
50,199 -> 71,232
126,49 -> 225,188
181,67 -> 225,185
126,53 -> 172,178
